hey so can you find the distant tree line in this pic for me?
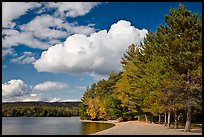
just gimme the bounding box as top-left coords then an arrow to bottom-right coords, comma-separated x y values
80,5 -> 202,132
2,102 -> 81,117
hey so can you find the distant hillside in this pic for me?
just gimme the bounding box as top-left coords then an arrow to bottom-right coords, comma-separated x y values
2,101 -> 82,117
2,101 -> 82,108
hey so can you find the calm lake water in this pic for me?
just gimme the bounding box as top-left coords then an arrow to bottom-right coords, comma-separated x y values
2,117 -> 114,135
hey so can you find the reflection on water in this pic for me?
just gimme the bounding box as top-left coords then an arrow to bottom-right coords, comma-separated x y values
81,122 -> 114,135
2,117 -> 114,135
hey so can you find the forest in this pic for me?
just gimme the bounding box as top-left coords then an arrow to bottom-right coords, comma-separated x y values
2,101 -> 81,117
80,5 -> 202,132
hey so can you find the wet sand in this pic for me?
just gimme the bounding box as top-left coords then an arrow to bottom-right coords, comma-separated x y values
89,121 -> 202,135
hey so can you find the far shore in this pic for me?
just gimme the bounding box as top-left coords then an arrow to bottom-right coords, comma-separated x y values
80,119 -> 202,135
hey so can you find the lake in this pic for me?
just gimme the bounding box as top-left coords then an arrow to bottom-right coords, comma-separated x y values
2,117 -> 115,135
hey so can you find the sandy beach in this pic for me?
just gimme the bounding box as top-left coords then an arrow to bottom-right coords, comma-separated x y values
89,121 -> 202,135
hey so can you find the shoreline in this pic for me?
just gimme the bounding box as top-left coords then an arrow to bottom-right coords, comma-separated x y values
80,119 -> 119,124
80,119 -> 202,135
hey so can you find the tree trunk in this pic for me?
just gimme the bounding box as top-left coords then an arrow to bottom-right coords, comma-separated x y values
158,114 -> 161,124
184,72 -> 192,132
164,112 -> 167,126
167,110 -> 171,127
145,114 -> 148,121
184,106 -> 191,132
174,109 -> 178,129
138,116 -> 140,121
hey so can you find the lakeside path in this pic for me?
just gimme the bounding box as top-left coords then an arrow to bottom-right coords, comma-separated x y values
87,120 -> 202,135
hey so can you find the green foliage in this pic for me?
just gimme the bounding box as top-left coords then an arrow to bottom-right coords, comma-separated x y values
2,102 -> 81,117
80,4 -> 202,128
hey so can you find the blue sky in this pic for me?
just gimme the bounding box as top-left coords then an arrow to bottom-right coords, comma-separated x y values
2,2 -> 202,102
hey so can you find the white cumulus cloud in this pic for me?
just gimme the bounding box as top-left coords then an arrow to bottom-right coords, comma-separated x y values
34,20 -> 148,79
2,79 -> 30,98
20,14 -> 95,41
2,48 -> 15,57
10,51 -> 36,64
2,79 -> 70,102
45,2 -> 100,17
2,2 -> 41,28
33,81 -> 68,92
2,2 -> 97,50
3,30 -> 51,49
48,98 -> 81,102
2,93 -> 44,102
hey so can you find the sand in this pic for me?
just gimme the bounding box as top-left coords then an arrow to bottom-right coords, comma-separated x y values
89,121 -> 202,135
